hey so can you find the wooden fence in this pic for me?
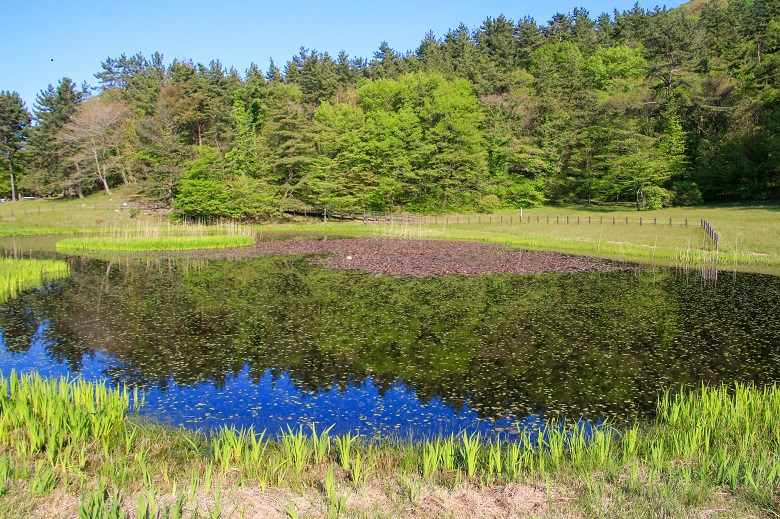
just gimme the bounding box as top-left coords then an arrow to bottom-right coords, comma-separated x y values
290,208 -> 702,227
701,219 -> 720,250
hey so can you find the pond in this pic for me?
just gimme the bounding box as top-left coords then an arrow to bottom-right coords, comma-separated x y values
1,237 -> 780,438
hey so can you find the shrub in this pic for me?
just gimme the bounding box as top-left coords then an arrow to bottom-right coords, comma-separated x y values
643,185 -> 673,210
673,181 -> 703,206
475,195 -> 501,213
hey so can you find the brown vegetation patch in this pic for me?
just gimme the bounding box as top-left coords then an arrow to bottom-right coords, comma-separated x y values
197,238 -> 631,277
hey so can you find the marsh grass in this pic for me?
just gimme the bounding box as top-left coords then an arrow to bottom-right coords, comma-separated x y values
55,220 -> 255,252
0,257 -> 70,305
0,371 -> 777,516
56,234 -> 254,253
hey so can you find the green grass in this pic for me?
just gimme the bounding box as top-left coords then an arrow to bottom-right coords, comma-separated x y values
56,234 -> 254,252
0,370 -> 776,517
2,192 -> 779,273
0,186 -> 168,236
0,257 -> 70,305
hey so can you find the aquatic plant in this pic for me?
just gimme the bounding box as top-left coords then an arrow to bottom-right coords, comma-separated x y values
56,234 -> 253,252
0,371 -> 777,516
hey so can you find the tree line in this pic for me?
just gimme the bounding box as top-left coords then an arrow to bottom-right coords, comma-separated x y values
1,0 -> 779,217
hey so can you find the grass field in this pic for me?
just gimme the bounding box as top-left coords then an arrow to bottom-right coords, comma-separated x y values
0,371 -> 776,517
1,191 -> 778,271
0,187 -> 168,236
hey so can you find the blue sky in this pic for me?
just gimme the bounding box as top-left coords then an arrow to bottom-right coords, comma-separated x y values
1,0 -> 686,110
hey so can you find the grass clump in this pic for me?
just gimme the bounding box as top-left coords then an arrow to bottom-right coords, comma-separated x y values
0,370 -> 777,517
56,221 -> 255,252
0,257 -> 70,305
56,235 -> 254,252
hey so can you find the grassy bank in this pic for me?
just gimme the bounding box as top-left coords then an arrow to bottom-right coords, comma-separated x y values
0,371 -> 776,517
0,258 -> 70,305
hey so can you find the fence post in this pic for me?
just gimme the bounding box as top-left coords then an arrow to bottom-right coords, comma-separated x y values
640,217 -> 642,226
626,217 -> 628,225
669,218 -> 672,226
685,218 -> 688,227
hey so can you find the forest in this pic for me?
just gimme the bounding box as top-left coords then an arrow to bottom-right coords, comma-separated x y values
1,0 -> 779,218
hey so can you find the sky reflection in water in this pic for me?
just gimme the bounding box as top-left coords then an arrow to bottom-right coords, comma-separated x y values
1,249 -> 779,438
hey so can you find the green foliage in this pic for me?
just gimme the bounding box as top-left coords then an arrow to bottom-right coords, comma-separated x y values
15,3 -> 780,212
0,91 -> 31,200
313,72 -> 487,212
672,181 -> 703,206
584,45 -> 647,92
642,185 -> 673,210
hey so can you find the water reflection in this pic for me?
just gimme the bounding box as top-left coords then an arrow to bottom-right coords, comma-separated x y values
1,254 -> 779,437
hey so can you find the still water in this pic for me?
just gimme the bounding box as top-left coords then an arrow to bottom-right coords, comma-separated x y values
1,245 -> 779,437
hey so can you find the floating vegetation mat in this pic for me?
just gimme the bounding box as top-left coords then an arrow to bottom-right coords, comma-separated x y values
0,257 -> 70,305
185,238 -> 633,277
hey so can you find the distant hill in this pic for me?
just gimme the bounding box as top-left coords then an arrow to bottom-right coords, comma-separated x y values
676,0 -> 728,16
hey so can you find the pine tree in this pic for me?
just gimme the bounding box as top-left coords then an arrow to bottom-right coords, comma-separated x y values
24,78 -> 86,196
0,91 -> 31,200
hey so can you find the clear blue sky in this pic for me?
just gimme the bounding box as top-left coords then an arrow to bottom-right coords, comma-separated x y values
1,0 -> 686,110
